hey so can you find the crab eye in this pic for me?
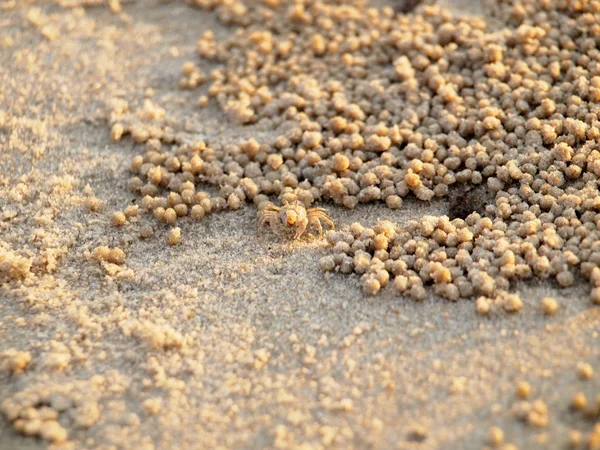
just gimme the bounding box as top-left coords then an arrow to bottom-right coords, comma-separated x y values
286,210 -> 297,225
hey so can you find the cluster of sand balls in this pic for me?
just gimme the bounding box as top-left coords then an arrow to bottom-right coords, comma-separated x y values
1,393 -> 69,444
111,0 -> 600,302
1,381 -> 102,445
320,211 -> 600,306
319,205 -> 600,304
319,218 -> 526,306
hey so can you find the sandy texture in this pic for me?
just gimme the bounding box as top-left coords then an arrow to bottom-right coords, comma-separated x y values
1,1 -> 599,449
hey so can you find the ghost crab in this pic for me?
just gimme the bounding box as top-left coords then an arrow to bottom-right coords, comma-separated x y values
258,200 -> 335,239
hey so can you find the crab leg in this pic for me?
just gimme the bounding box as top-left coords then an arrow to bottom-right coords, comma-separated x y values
258,210 -> 278,228
310,217 -> 324,237
310,211 -> 335,230
293,220 -> 308,239
259,211 -> 281,234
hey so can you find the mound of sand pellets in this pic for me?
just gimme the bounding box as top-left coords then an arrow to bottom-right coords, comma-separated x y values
3,0 -> 600,449
107,0 -> 600,307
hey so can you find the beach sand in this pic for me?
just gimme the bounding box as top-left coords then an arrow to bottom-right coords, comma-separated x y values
1,1 -> 599,449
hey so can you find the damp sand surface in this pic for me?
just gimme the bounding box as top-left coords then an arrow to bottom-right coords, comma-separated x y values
1,1 -> 599,449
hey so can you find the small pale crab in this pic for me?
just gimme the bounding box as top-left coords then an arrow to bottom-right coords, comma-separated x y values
258,200 -> 335,239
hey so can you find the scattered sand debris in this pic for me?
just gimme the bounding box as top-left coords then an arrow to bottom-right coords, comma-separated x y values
93,246 -> 126,265
406,424 -> 427,442
0,349 -> 32,375
167,227 -> 181,245
0,379 -> 104,444
0,248 -> 33,282
488,426 -> 504,447
540,296 -> 559,315
515,381 -> 531,400
121,318 -> 188,350
85,196 -> 104,213
576,362 -> 594,381
111,210 -> 127,227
